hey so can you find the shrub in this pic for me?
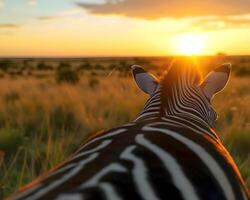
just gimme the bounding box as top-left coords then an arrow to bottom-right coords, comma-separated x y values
0,128 -> 24,154
0,72 -> 4,78
22,59 -> 31,70
108,63 -> 117,70
37,62 -> 53,70
91,71 -> 98,76
0,60 -> 14,71
56,62 -> 79,84
94,64 -> 105,70
78,62 -> 92,71
4,91 -> 19,103
225,130 -> 250,160
88,78 -> 99,89
234,63 -> 250,76
118,61 -> 130,76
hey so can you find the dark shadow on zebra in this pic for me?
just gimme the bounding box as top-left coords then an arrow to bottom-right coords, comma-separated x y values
8,58 -> 250,200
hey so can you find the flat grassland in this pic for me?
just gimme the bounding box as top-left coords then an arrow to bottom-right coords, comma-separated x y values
0,56 -> 250,198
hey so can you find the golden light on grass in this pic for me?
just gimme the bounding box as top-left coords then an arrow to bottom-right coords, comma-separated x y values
176,34 -> 205,55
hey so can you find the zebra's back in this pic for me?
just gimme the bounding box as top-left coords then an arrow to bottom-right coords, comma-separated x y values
11,119 -> 249,200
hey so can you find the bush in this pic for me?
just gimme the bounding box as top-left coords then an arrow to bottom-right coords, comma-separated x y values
56,62 -> 79,84
225,130 -> 250,159
78,62 -> 92,71
234,63 -> 250,76
108,63 -> 117,70
91,71 -> 98,76
88,78 -> 99,89
94,64 -> 105,70
0,60 -> 14,71
0,128 -> 24,154
0,72 -> 4,78
4,91 -> 19,103
37,62 -> 53,70
118,61 -> 130,76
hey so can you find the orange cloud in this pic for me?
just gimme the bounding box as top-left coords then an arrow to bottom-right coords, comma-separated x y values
191,15 -> 250,30
77,0 -> 250,19
0,23 -> 19,28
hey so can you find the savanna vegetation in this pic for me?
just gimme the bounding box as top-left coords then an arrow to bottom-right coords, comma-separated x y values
0,56 -> 250,199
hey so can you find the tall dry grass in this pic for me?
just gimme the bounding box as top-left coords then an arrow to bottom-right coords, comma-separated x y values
213,76 -> 250,187
0,74 -> 146,198
0,72 -> 249,198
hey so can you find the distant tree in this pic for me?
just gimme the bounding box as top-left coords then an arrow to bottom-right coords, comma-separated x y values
94,63 -> 105,70
239,58 -> 250,63
217,52 -> 227,56
23,59 -> 29,67
78,62 -> 92,70
234,64 -> 250,76
56,62 -> 79,84
108,63 -> 117,70
0,60 -> 14,71
118,61 -> 130,76
133,57 -> 151,65
37,61 -> 53,70
22,59 -> 33,70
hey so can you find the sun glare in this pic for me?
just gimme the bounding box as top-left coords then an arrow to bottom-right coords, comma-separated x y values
176,34 -> 205,55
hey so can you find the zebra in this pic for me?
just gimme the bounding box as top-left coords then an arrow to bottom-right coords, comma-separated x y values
8,58 -> 250,200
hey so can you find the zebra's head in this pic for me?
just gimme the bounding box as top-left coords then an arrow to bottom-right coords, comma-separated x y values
132,58 -> 231,127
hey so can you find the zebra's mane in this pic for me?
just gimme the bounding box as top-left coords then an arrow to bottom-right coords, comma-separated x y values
159,58 -> 205,119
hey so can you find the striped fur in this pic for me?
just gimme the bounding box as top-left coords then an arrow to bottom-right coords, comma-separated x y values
9,59 -> 250,200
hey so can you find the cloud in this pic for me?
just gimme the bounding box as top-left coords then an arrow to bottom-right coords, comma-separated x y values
36,16 -> 58,21
35,8 -> 84,22
59,8 -> 83,16
27,0 -> 37,6
0,23 -> 19,28
191,15 -> 250,30
76,0 -> 250,19
0,0 -> 4,8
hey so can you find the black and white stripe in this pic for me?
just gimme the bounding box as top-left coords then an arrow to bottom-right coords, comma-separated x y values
134,87 -> 161,121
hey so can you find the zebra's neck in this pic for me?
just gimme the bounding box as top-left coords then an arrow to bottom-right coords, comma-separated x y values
134,86 -> 216,139
134,87 -> 162,122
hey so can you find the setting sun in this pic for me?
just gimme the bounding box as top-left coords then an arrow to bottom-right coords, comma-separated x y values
176,34 -> 205,55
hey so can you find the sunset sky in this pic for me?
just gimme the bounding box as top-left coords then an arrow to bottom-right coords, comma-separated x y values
1,0 -> 250,57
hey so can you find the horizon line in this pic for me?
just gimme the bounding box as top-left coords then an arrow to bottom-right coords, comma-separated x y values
1,54 -> 250,59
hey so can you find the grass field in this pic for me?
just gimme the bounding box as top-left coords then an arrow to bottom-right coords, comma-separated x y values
0,56 -> 250,198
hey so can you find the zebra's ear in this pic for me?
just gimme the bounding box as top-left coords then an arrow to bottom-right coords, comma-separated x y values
131,65 -> 159,96
200,63 -> 232,100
